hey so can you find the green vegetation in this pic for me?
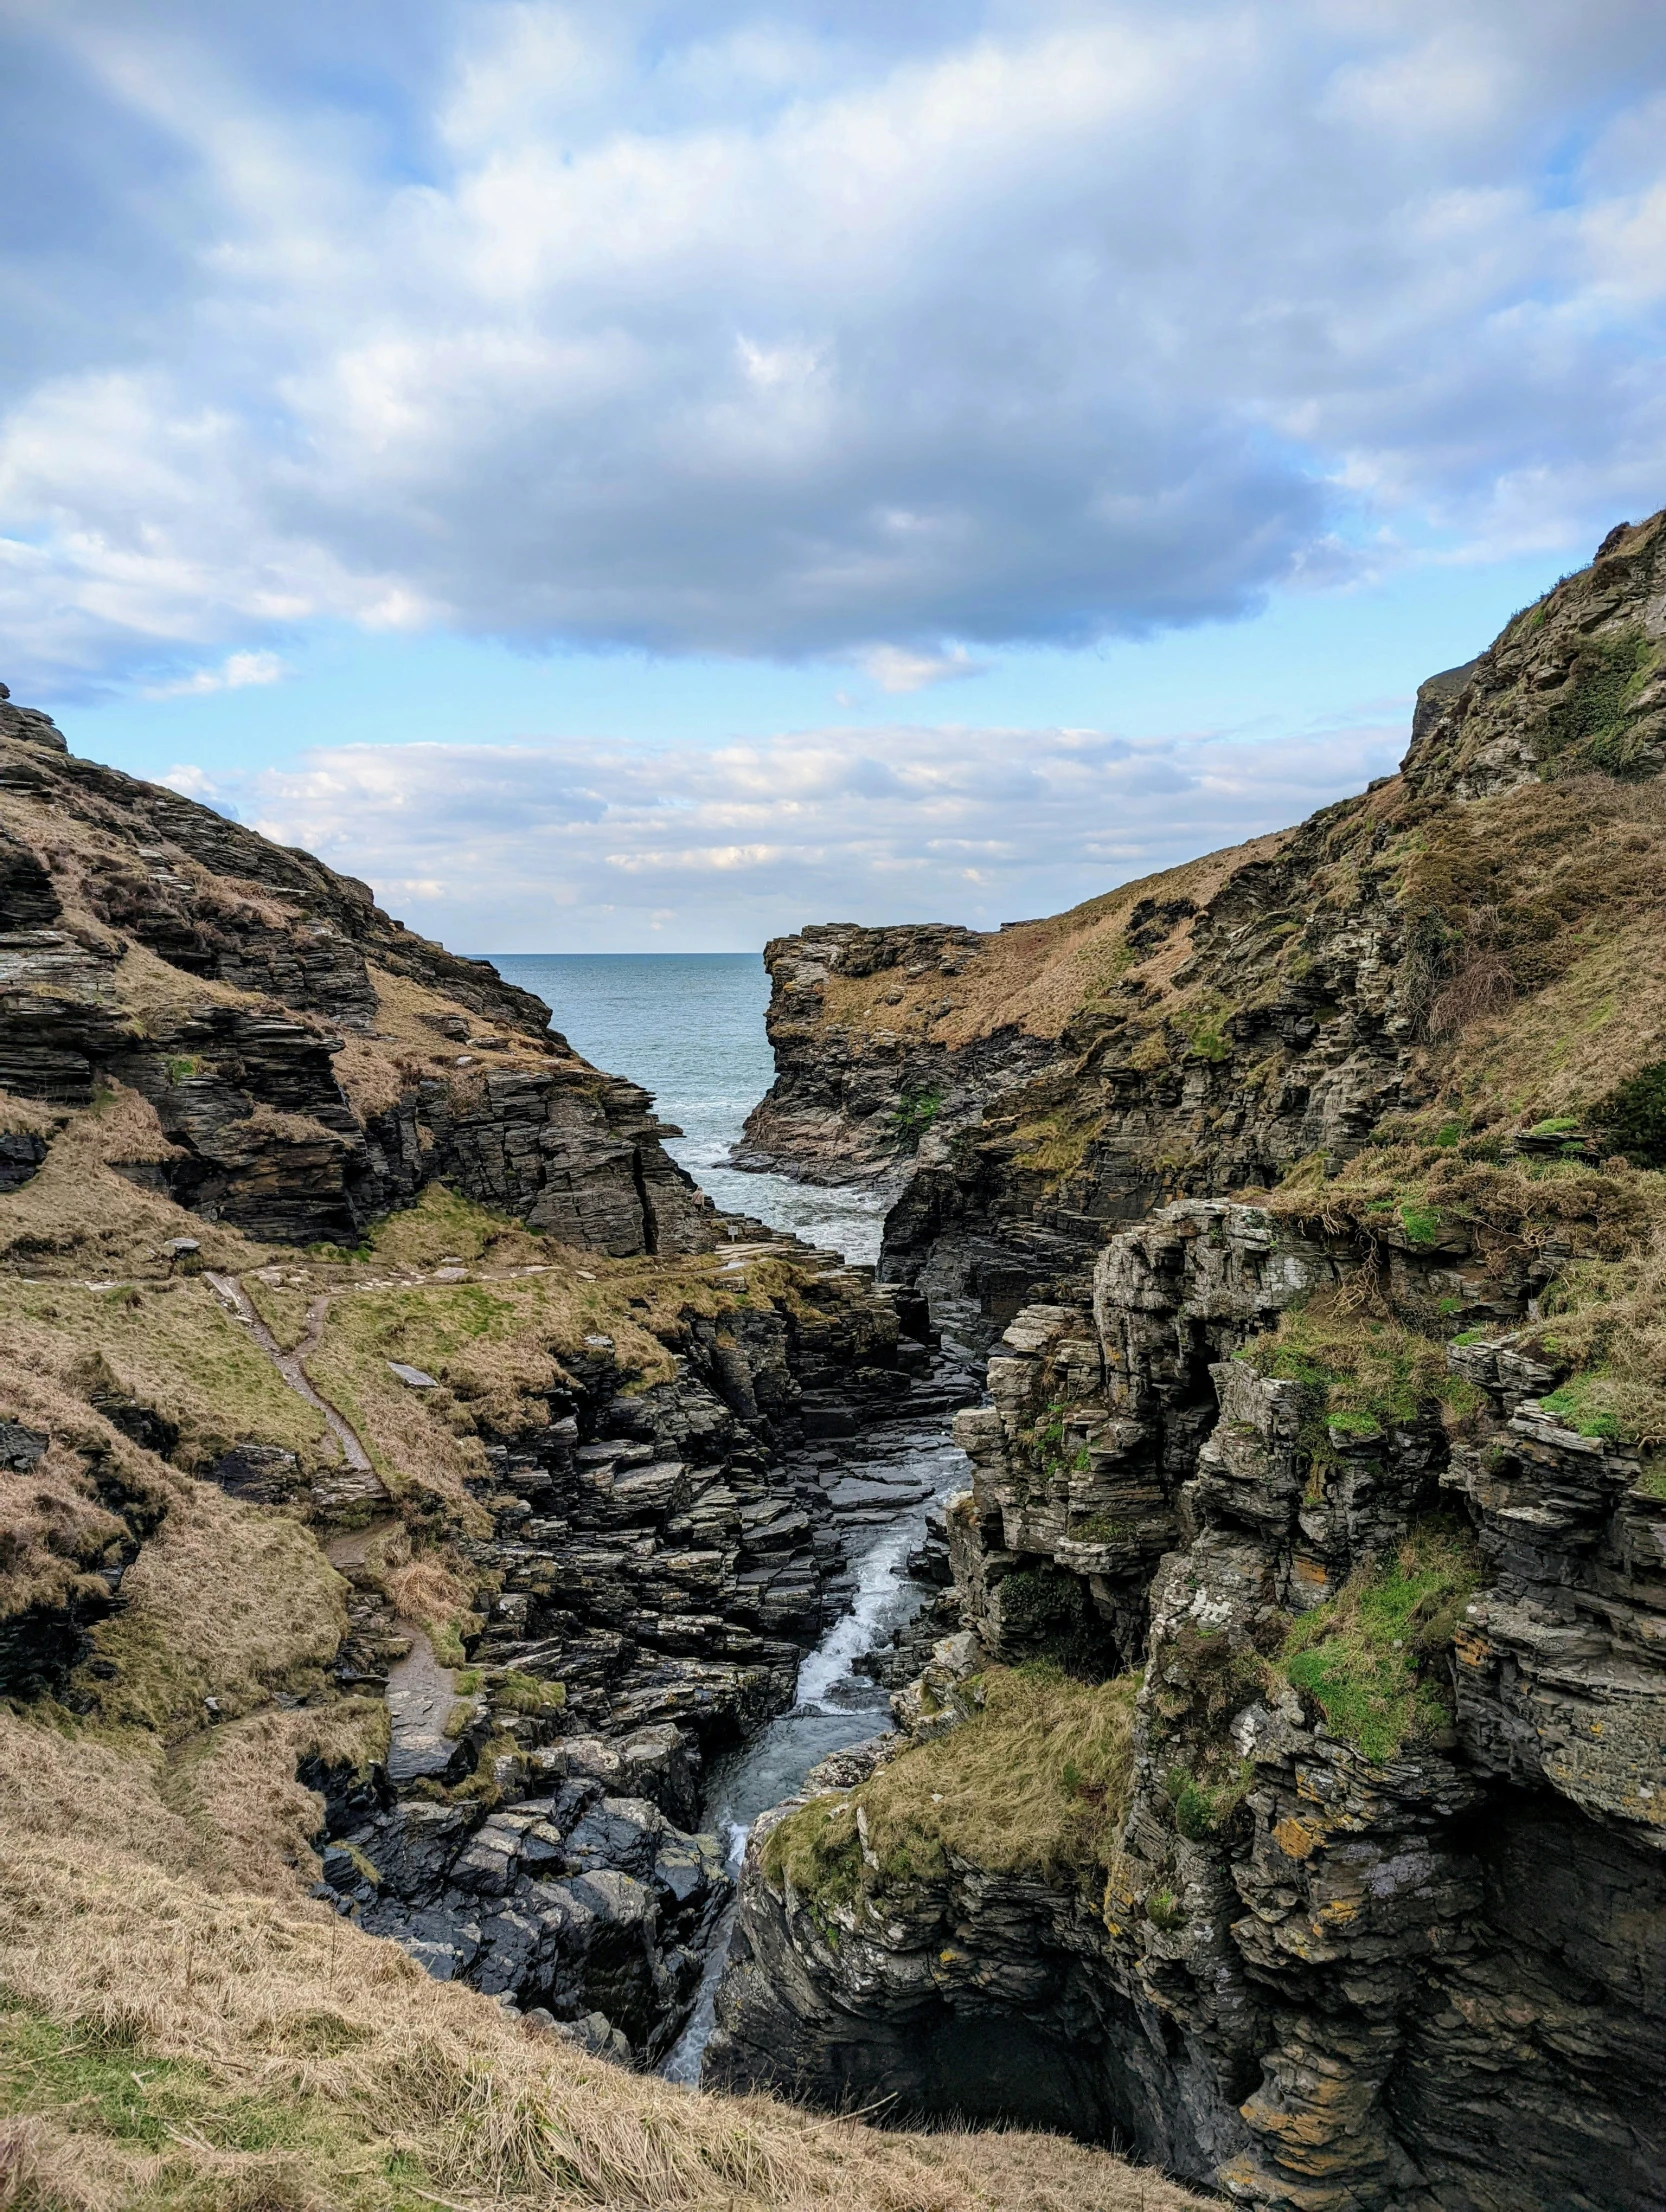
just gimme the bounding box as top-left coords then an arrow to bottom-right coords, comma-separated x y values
1593,1060 -> 1666,1168
763,1664 -> 1140,1907
0,1988 -> 436,2207
1278,1523 -> 1479,1764
995,1563 -> 1112,1673
1163,1759 -> 1252,1841
1240,1296 -> 1483,1464
1398,1198 -> 1442,1245
1144,1888 -> 1185,1933
888,1081 -> 944,1153
1537,626 -> 1658,776
1177,996 -> 1232,1062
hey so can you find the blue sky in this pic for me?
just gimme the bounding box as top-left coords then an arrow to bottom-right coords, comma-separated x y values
5,2 -> 1666,948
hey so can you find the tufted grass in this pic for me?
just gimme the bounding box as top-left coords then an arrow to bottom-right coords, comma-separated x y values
1277,1522 -> 1480,1764
0,1750 -> 1211,2212
764,1664 -> 1140,1907
1239,1295 -> 1482,1451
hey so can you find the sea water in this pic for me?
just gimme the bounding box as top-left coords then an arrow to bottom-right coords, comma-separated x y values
490,953 -> 888,1265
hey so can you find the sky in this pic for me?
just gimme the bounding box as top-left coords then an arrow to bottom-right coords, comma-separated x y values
3,2 -> 1666,951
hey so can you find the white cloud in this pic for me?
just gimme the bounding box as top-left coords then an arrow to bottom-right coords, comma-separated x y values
158,762 -> 217,796
143,650 -> 290,699
3,2 -> 1666,691
857,644 -> 990,694
227,710 -> 1405,951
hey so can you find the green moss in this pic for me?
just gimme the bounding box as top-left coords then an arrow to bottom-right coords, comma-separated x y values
164,1055 -> 199,1086
1399,1198 -> 1443,1245
889,1081 -> 944,1153
487,1669 -> 566,1715
1071,1510 -> 1129,1544
1163,1759 -> 1252,1840
1278,1523 -> 1480,1765
1145,1888 -> 1185,1932
1537,626 -> 1659,776
1178,997 -> 1232,1062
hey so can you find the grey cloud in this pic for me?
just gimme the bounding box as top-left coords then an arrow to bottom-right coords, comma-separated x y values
228,713 -> 1404,950
4,0 -> 1666,686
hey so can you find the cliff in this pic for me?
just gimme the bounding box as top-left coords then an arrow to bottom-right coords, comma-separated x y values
708,512 -> 1666,2209
0,690 -> 1207,2210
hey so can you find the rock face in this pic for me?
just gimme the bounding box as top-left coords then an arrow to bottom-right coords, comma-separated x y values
0,695 -> 711,1252
309,1231 -> 932,2057
705,516 -> 1666,2208
745,512 -> 1666,1362
709,1215 -> 1666,2208
736,921 -> 1063,1187
0,680 -> 954,2069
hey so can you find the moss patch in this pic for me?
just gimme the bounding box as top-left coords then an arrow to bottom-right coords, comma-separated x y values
1278,1523 -> 1480,1764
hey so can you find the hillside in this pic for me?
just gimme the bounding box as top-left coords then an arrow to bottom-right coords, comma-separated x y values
0,689 -> 1208,2210
709,514 -> 1666,2210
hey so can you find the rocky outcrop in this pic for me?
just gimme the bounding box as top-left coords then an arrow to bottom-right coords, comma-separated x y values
709,1220 -> 1666,2208
301,1229 -> 939,2058
736,921 -> 1063,1186
742,512 -> 1666,1366
706,514 -> 1666,2205
0,686 -> 713,1253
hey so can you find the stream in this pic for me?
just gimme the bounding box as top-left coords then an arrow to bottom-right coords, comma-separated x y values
662,1366 -> 974,2082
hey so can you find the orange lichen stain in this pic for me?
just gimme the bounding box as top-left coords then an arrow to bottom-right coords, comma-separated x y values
1272,1814 -> 1322,1861
1291,1557 -> 1330,1592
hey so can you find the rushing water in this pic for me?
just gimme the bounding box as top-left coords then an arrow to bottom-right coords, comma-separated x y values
491,953 -> 889,1265
489,951 -> 973,2083
661,1392 -> 971,2081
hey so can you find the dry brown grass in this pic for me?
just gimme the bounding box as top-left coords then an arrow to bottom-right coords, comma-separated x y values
767,1666 -> 1141,1907
818,832 -> 1290,1050
0,1365 -> 170,1624
86,1480 -> 347,1730
0,1085 -> 269,1278
0,1810 -> 1208,2212
172,1700 -> 390,1893
0,1275 -> 327,1467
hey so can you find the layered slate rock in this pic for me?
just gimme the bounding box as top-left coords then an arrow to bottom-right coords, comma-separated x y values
741,511 -> 1666,1363
0,684 -> 713,1253
709,1205 -> 1666,2211
311,1234 -> 930,2057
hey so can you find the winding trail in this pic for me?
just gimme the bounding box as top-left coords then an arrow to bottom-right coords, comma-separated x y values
205,1271 -> 378,1479
204,1273 -> 453,1780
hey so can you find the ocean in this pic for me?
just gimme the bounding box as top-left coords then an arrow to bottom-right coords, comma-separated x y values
488,953 -> 887,1266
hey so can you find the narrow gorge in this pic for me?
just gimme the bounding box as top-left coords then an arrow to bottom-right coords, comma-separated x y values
3,509 -> 1666,2212
0,675 -> 1197,2212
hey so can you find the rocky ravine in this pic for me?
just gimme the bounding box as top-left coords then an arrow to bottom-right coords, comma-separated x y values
706,516 -> 1666,2210
0,683 -> 949,2069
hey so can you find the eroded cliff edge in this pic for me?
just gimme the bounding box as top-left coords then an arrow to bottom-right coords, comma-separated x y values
706,513 -> 1666,2210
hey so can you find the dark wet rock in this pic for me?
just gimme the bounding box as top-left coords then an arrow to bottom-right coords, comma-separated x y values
206,1442 -> 304,1505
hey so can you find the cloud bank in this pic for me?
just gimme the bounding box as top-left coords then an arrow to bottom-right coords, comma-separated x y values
183,712 -> 1405,951
3,0 -> 1666,692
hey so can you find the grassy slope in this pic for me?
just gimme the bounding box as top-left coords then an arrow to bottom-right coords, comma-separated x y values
0,1123 -> 1206,2210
